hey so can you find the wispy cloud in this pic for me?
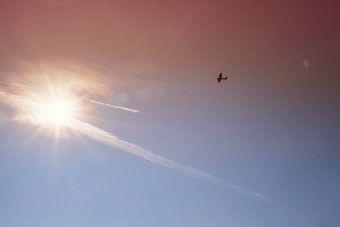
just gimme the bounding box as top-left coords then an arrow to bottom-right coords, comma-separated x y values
87,99 -> 140,113
0,80 -> 140,114
0,89 -> 271,204
71,119 -> 272,203
0,80 -> 35,89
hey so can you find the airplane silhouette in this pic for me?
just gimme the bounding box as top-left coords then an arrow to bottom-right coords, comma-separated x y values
217,73 -> 227,83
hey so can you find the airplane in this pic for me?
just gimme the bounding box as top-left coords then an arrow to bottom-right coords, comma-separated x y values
217,73 -> 227,83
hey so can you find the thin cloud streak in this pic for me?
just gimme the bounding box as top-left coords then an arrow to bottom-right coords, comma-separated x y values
2,88 -> 317,224
0,90 -> 30,109
71,119 -> 272,203
87,99 -> 141,113
0,80 -> 140,114
0,89 -> 271,204
0,81 -> 35,89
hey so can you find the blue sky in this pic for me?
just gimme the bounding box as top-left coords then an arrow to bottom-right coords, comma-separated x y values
0,1 -> 339,226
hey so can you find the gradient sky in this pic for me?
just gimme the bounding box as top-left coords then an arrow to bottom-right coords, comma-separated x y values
0,0 -> 339,226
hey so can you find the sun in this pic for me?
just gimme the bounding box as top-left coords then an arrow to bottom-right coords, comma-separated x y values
12,86 -> 84,142
26,88 -> 82,130
37,97 -> 79,127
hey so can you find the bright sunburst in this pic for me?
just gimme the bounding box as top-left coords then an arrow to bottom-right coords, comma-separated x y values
36,96 -> 79,127
20,88 -> 84,142
21,84 -> 84,140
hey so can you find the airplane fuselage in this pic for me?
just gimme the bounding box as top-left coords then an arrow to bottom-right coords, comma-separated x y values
217,73 -> 227,83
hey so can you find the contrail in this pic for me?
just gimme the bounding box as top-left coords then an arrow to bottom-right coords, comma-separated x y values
70,119 -> 272,203
0,90 -> 318,225
0,80 -> 140,114
87,99 -> 140,113
0,90 -> 31,109
0,80 -> 35,89
0,89 -> 271,203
